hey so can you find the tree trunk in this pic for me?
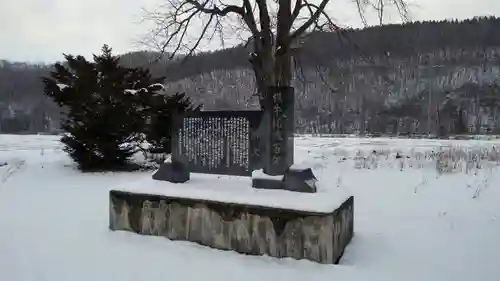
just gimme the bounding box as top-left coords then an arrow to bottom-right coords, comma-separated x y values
250,42 -> 293,108
248,3 -> 296,175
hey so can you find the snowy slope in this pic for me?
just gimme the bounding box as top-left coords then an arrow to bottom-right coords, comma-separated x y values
1,134 -> 500,281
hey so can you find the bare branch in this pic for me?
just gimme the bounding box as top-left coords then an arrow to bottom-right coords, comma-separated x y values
142,0 -> 249,62
355,0 -> 410,26
139,0 -> 411,106
355,0 -> 369,26
186,0 -> 245,16
255,0 -> 272,39
289,0 -> 331,42
183,14 -> 216,59
142,0 -> 410,61
242,0 -> 259,35
291,0 -> 303,22
378,0 -> 384,25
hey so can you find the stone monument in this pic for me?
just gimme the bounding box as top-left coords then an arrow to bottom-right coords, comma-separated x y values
154,86 -> 317,193
109,86 -> 354,265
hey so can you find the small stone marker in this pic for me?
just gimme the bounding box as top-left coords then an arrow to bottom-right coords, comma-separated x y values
252,166 -> 317,193
152,159 -> 190,183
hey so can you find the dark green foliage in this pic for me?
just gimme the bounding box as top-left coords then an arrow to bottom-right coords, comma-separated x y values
42,45 -> 166,171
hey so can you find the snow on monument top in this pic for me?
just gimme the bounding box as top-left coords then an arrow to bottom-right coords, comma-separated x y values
113,172 -> 351,214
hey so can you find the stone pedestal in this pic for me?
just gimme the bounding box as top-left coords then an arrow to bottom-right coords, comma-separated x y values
110,189 -> 353,264
152,161 -> 190,183
252,167 -> 318,193
262,86 -> 295,176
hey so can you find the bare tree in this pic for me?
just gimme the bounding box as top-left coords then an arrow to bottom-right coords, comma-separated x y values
142,0 -> 409,106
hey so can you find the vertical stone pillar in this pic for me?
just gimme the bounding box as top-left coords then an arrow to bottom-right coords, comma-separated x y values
263,86 -> 295,175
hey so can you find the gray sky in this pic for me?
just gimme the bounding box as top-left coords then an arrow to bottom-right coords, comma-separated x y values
1,0 -> 499,63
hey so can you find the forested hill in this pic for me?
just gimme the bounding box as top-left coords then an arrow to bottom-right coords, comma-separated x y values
1,16 -> 500,134
118,17 -> 500,82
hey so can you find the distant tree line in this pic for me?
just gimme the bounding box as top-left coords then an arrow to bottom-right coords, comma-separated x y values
1,16 -> 500,136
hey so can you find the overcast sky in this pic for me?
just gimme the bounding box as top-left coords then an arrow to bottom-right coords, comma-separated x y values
1,0 -> 499,63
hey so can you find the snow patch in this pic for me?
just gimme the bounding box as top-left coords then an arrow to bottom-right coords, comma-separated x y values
113,174 -> 349,213
290,163 -> 313,170
251,169 -> 283,180
125,84 -> 164,96
1,135 -> 500,281
124,89 -> 138,95
148,83 -> 165,90
56,83 -> 68,90
124,88 -> 147,95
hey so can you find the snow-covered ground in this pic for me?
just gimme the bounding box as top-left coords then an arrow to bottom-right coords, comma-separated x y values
1,134 -> 500,281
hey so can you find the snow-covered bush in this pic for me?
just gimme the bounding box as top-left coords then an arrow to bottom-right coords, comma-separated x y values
42,45 -> 165,171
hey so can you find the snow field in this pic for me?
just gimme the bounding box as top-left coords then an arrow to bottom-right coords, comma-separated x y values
0,134 -> 499,281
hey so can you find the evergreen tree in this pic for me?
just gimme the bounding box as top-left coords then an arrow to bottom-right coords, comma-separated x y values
42,45 -> 165,171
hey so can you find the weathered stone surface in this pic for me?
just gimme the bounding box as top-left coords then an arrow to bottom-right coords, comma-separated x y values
109,190 -> 354,264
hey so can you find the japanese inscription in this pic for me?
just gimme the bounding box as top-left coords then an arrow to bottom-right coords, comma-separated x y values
270,88 -> 286,166
172,111 -> 262,176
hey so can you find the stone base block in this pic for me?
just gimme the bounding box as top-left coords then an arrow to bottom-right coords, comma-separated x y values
252,167 -> 318,193
152,161 -> 190,183
109,190 -> 354,264
251,177 -> 282,190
